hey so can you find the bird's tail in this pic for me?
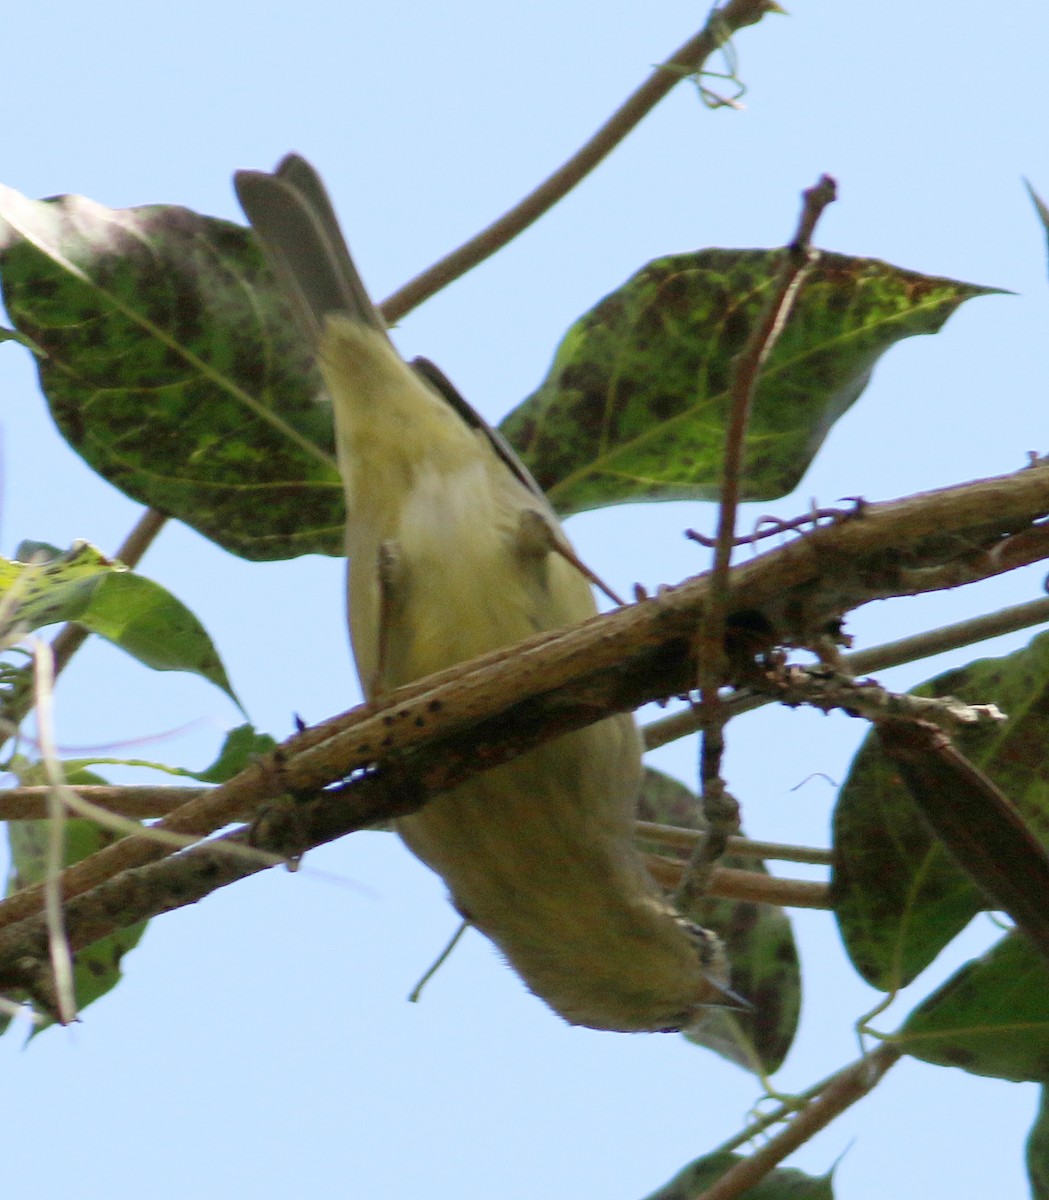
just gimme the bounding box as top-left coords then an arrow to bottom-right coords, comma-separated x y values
234,153 -> 386,344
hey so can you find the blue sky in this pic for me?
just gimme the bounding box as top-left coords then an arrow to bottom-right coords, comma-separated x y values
1,2 -> 1048,1197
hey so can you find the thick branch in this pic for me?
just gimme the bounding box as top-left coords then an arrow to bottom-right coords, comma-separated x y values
1,461 -> 1047,962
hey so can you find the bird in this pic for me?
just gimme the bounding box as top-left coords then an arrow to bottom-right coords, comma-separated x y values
234,153 -> 730,1032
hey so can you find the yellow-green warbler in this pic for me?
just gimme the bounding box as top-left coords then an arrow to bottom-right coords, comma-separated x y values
235,154 -> 730,1032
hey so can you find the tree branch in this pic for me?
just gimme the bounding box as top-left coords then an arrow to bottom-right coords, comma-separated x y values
643,593 -> 1049,751
380,0 -> 782,322
693,1043 -> 902,1200
0,787 -> 829,996
0,460 -> 1047,963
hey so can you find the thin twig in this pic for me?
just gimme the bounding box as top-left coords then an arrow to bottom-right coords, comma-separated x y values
707,176 -> 836,609
648,856 -> 829,908
643,594 -> 1049,751
846,595 -> 1049,675
677,175 -> 837,914
635,821 -> 832,865
379,0 -> 782,323
759,666 -> 1006,731
0,785 -> 205,820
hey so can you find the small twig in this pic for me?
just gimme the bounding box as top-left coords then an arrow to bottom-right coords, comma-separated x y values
708,174 -> 837,604
846,595 -> 1049,676
680,175 -> 837,912
379,0 -> 782,323
635,821 -> 832,866
648,856 -> 829,908
0,785 -> 205,821
759,665 -> 1007,732
642,594 -> 1049,751
686,500 -> 864,548
692,1043 -> 902,1200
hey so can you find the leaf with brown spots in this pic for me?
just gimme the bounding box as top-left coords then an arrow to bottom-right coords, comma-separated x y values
500,249 -> 1001,515
833,631 -> 1049,990
0,185 -> 342,561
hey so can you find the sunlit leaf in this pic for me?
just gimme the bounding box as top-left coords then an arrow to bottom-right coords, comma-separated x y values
899,932 -> 1049,1083
833,631 -> 1049,989
0,541 -> 240,709
637,768 -> 801,1075
501,249 -> 1000,515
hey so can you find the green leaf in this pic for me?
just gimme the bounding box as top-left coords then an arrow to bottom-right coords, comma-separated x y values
637,768 -> 801,1075
898,932 -> 1049,1082
1,766 -> 146,1035
1029,1087 -> 1049,1200
500,250 -> 1001,515
1026,179 -> 1049,276
639,1150 -> 834,1200
833,630 -> 1049,989
0,186 -> 342,561
75,571 -> 240,704
190,723 -> 278,783
0,541 -> 240,708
